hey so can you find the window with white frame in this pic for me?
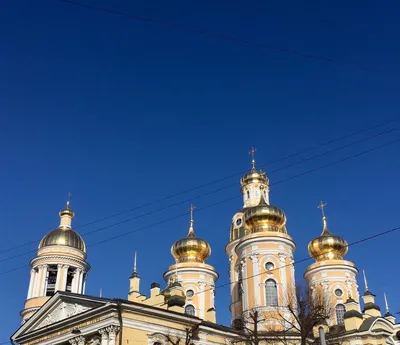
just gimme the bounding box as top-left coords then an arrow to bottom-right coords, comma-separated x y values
265,279 -> 278,306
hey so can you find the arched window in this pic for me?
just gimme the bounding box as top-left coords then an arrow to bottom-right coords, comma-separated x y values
184,305 -> 195,316
265,279 -> 278,306
335,304 -> 346,325
247,190 -> 250,199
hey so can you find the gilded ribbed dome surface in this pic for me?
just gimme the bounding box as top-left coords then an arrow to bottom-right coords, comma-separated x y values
171,230 -> 211,263
243,194 -> 287,233
39,228 -> 86,252
240,170 -> 269,188
308,216 -> 347,261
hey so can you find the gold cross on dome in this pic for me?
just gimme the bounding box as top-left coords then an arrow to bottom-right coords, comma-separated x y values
189,204 -> 196,223
318,201 -> 327,218
66,192 -> 72,208
249,147 -> 257,170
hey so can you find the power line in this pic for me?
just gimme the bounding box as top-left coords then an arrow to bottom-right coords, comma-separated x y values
57,0 -> 379,73
0,118 -> 397,255
0,127 -> 397,264
1,135 -> 399,275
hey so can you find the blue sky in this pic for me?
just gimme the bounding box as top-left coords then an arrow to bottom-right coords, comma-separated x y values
1,0 -> 400,340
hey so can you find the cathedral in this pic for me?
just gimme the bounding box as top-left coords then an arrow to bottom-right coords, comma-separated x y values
11,151 -> 400,345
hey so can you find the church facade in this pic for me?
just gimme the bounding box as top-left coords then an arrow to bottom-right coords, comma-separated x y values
11,151 -> 400,345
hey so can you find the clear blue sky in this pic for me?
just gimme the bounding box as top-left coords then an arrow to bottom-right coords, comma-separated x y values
1,0 -> 400,340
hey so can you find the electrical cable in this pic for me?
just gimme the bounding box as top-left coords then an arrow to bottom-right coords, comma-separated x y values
0,119 -> 397,255
1,135 -> 399,275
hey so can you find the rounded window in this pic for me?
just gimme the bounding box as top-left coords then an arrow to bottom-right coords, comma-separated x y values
186,289 -> 194,298
265,262 -> 274,271
335,288 -> 343,297
236,218 -> 242,226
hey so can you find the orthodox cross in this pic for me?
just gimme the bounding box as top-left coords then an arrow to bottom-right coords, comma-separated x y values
249,147 -> 257,171
317,201 -> 327,218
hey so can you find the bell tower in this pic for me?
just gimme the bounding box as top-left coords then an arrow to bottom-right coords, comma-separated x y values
226,149 -> 296,330
21,199 -> 90,323
304,202 -> 360,327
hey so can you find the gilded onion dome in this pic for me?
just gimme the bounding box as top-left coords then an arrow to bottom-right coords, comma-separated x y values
308,202 -> 348,261
243,193 -> 287,233
39,202 -> 86,252
171,206 -> 211,263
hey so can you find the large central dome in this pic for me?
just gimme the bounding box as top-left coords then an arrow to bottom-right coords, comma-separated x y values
39,228 -> 86,251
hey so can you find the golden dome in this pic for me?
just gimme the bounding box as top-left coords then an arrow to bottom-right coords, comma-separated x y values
39,228 -> 86,252
171,206 -> 211,263
240,170 -> 269,190
38,203 -> 86,252
243,194 -> 287,233
308,208 -> 348,261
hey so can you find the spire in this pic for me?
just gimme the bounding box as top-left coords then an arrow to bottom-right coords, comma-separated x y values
131,251 -> 139,278
187,204 -> 196,238
384,292 -> 390,314
249,147 -> 257,172
317,201 -> 330,235
362,269 -> 369,292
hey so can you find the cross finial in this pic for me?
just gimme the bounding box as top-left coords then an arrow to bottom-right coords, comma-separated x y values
66,192 -> 72,208
188,204 -> 196,237
317,201 -> 329,235
318,201 -> 327,218
249,147 -> 257,171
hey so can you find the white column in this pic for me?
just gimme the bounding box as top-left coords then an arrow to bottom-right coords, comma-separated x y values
99,328 -> 109,345
27,269 -> 35,299
107,326 -> 119,345
251,254 -> 260,307
32,267 -> 39,297
71,269 -> 79,293
77,269 -> 84,294
62,265 -> 69,291
55,264 -> 63,292
241,257 -> 248,312
82,274 -> 87,294
42,265 -> 49,296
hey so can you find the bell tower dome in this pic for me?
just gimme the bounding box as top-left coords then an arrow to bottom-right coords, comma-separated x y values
21,198 -> 90,323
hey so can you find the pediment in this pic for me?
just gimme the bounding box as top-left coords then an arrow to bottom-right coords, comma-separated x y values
13,292 -> 108,340
35,301 -> 92,329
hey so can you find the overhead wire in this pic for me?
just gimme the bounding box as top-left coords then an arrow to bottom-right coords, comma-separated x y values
0,118 -> 397,255
1,135 -> 400,275
57,0 -> 380,73
0,126 -> 398,264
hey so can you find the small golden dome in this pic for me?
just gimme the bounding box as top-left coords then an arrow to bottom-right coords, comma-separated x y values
39,202 -> 86,252
243,194 -> 287,233
240,170 -> 269,190
39,228 -> 86,252
308,211 -> 348,261
171,206 -> 211,263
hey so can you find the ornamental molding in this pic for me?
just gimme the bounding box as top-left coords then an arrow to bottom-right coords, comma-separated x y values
31,256 -> 90,270
36,302 -> 92,329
